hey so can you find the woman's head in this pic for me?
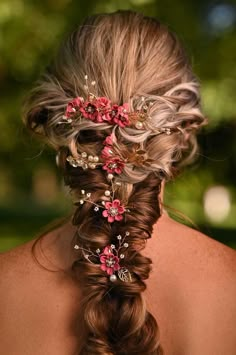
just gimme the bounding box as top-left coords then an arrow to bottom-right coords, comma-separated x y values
24,10 -> 206,355
25,10 -> 205,180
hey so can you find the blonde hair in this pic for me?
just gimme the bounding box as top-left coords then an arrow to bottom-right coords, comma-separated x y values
24,10 -> 206,355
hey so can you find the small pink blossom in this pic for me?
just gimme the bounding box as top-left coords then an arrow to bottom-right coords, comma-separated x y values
112,103 -> 130,127
99,246 -> 120,275
105,104 -> 118,121
102,199 -> 125,223
96,97 -> 112,122
96,97 -> 111,111
79,101 -> 99,121
102,158 -> 124,174
101,146 -> 114,159
65,97 -> 84,118
103,134 -> 113,146
80,97 -> 111,122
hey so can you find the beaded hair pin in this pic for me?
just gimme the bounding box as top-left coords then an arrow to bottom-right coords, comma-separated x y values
60,74 -> 173,132
74,231 -> 132,282
60,76 -> 174,223
61,76 -> 174,282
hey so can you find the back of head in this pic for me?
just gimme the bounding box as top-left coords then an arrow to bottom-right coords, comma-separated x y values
24,10 -> 206,355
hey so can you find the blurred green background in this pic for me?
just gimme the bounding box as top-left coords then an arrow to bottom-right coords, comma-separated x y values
0,0 -> 236,252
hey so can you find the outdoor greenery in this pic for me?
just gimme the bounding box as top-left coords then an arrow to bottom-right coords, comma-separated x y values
0,0 -> 236,252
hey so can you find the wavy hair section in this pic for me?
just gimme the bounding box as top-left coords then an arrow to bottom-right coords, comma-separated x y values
23,10 -> 207,355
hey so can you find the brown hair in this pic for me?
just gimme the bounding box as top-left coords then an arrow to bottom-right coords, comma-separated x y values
23,10 -> 206,354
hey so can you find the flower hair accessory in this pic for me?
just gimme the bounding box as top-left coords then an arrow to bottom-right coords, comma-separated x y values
76,184 -> 130,224
61,75 -> 131,127
63,75 -> 177,225
74,231 -> 132,282
60,75 -> 176,132
63,75 -> 177,176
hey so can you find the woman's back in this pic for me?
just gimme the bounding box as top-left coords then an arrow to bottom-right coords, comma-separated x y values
1,214 -> 236,355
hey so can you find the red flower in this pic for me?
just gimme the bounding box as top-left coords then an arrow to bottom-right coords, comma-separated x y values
100,246 -> 120,275
101,146 -> 114,159
102,199 -> 125,223
80,96 -> 111,122
65,97 -> 84,118
96,97 -> 112,122
96,97 -> 111,110
102,158 -> 124,174
111,103 -> 130,127
105,104 -> 118,122
79,100 -> 99,121
103,134 -> 113,146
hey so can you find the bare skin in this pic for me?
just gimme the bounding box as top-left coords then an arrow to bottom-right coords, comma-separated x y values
0,212 -> 236,355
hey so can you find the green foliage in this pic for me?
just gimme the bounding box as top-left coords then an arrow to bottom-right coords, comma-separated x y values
0,0 -> 236,250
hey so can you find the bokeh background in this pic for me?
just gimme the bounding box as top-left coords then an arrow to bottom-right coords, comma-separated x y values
0,0 -> 236,252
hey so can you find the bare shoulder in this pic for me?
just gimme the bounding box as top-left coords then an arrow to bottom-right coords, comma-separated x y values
0,238 -> 81,355
153,213 -> 236,277
147,214 -> 236,355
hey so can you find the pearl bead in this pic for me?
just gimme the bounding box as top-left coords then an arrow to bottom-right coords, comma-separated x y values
88,155 -> 94,162
74,245 -> 79,250
110,274 -> 117,282
89,163 -> 96,169
81,152 -> 87,158
107,173 -> 114,180
104,190 -> 111,197
135,121 -> 143,129
93,156 -> 99,162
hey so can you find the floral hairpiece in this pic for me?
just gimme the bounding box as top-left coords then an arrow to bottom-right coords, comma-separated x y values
62,76 -> 176,224
60,75 -> 165,130
74,231 -> 132,282
76,182 -> 130,223
61,75 -> 131,128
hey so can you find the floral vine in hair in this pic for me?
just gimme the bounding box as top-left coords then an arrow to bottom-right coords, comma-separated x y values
63,75 -> 179,224
75,185 -> 130,224
74,231 -> 132,282
60,75 -> 131,127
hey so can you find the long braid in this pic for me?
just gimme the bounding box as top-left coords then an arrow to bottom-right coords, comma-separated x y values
65,164 -> 162,354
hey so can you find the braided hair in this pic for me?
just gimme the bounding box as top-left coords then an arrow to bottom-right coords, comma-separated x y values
24,10 -> 206,354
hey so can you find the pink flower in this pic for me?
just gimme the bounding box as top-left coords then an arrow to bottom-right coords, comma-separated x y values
102,199 -> 125,223
111,103 -> 130,127
103,134 -> 113,146
96,97 -> 111,111
80,96 -> 111,122
65,97 -> 84,118
105,104 -> 118,121
79,100 -> 99,121
102,158 -> 124,174
96,97 -> 112,122
101,146 -> 114,159
100,246 -> 120,275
